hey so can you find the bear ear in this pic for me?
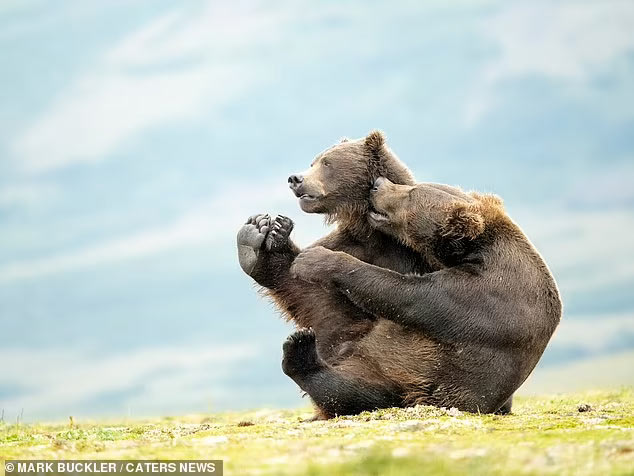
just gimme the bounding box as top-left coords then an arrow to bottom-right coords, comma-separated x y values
441,203 -> 485,240
364,130 -> 386,155
339,136 -> 350,143
365,130 -> 388,183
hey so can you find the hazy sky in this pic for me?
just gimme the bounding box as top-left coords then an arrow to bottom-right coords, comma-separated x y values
1,0 -> 633,421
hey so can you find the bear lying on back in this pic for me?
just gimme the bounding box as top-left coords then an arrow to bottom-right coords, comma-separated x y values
288,177 -> 561,414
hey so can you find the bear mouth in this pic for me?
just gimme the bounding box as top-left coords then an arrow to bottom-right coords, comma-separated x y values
292,189 -> 322,202
368,210 -> 390,225
299,194 -> 318,201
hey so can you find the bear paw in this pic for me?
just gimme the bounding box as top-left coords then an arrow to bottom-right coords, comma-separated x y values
282,328 -> 321,378
265,215 -> 294,252
291,246 -> 339,283
236,214 -> 271,276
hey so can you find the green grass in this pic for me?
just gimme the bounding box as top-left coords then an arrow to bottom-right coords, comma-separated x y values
1,389 -> 633,475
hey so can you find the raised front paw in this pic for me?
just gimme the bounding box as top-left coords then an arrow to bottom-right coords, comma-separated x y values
282,327 -> 321,377
265,215 -> 294,252
290,246 -> 339,283
236,213 -> 271,275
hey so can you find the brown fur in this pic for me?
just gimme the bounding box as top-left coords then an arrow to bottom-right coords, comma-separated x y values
290,179 -> 562,414
242,132 -> 433,381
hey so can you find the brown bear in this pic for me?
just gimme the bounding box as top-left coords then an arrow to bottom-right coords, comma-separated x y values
236,131 -> 436,367
286,178 -> 561,416
237,131 -> 461,417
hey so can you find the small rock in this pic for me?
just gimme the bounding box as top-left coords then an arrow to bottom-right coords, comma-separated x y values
392,420 -> 428,431
583,417 -> 605,425
332,420 -> 362,428
446,407 -> 462,417
199,435 -> 228,445
578,403 -> 592,412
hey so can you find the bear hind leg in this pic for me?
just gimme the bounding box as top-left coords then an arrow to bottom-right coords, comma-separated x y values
494,395 -> 513,415
282,328 -> 403,418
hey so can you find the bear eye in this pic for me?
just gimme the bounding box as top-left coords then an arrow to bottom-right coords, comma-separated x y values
323,160 -> 330,167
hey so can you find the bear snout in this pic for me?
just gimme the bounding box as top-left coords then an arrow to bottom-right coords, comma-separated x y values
288,174 -> 304,188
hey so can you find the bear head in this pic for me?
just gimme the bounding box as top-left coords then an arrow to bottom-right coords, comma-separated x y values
288,131 -> 414,234
368,178 -> 505,265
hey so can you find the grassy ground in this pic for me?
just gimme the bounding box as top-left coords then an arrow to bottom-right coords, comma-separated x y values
1,389 -> 633,475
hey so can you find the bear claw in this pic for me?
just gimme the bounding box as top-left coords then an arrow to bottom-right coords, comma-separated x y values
282,327 -> 321,377
265,215 -> 294,252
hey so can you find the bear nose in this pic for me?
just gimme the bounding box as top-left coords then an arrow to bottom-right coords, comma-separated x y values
372,177 -> 386,192
288,174 -> 304,187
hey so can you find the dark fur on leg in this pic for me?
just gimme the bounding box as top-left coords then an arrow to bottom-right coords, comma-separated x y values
494,395 -> 513,415
282,328 -> 404,417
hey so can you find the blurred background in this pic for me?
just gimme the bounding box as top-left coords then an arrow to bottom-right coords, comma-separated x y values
1,0 -> 633,422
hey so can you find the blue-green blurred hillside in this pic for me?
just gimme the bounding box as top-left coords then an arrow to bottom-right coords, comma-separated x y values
1,0 -> 633,421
